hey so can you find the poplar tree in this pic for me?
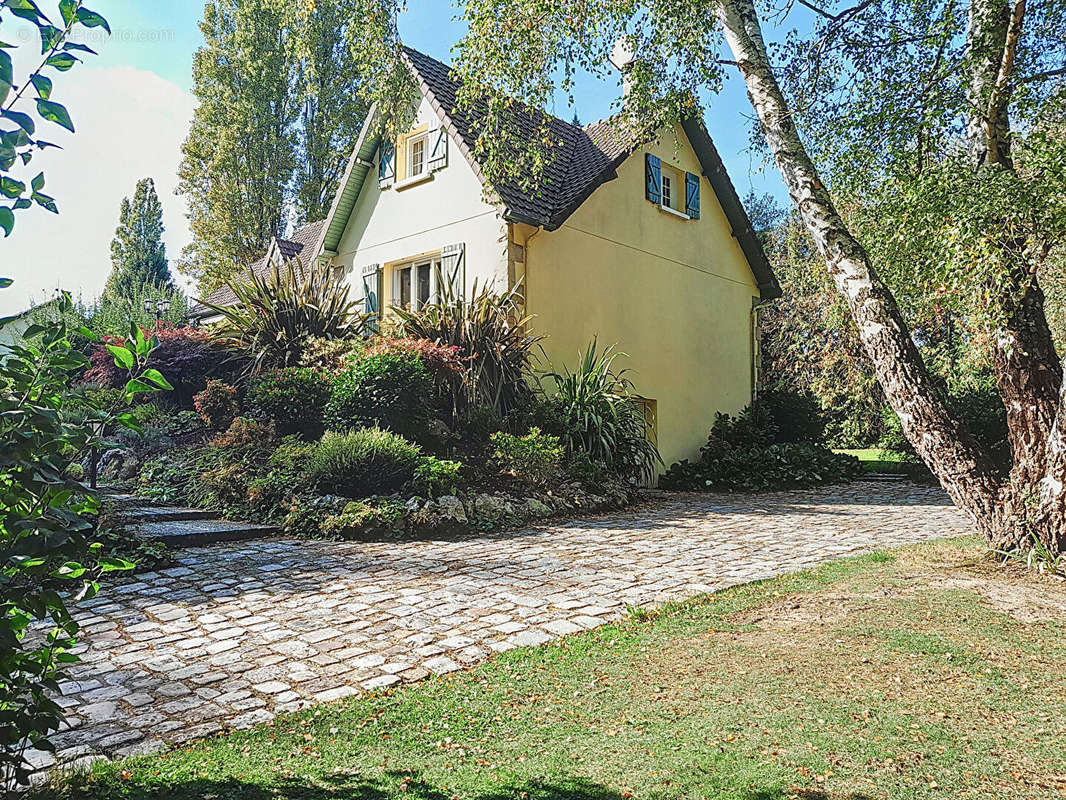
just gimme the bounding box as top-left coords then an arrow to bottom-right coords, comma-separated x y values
102,177 -> 171,300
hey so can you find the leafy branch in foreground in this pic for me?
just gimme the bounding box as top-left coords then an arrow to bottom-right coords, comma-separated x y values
0,0 -> 110,238
1,294 -> 171,787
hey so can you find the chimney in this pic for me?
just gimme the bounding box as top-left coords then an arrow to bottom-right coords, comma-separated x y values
609,37 -> 637,99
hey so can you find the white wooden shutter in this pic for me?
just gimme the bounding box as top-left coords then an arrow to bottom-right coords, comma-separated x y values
439,243 -> 465,301
428,122 -> 448,170
360,264 -> 381,332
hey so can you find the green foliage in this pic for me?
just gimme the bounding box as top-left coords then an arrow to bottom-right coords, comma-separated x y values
396,282 -> 544,418
102,177 -> 172,302
206,258 -> 364,374
298,336 -> 366,372
758,388 -> 826,445
179,0 -> 369,293
0,295 -> 166,785
661,406 -> 863,492
319,498 -> 406,539
193,380 -> 239,429
324,350 -> 433,441
309,428 -> 422,497
247,367 -> 333,439
491,427 -> 564,486
546,340 -> 661,482
409,457 -> 464,498
0,1 -> 109,240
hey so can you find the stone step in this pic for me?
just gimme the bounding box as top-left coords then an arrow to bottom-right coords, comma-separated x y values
133,519 -> 279,547
101,492 -> 147,508
119,506 -> 218,523
859,472 -> 908,482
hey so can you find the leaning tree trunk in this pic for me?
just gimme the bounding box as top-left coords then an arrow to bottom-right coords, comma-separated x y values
715,0 -> 1008,541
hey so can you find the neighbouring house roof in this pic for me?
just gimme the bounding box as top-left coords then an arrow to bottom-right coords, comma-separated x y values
190,219 -> 327,316
319,47 -> 780,300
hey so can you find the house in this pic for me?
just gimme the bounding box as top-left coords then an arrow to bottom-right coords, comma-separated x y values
0,297 -> 62,348
198,47 -> 780,471
190,220 -> 327,324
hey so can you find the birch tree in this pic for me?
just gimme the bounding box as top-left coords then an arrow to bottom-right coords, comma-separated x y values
349,0 -> 1066,555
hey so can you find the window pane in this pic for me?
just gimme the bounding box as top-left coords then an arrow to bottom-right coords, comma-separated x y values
417,263 -> 431,306
399,267 -> 412,309
662,174 -> 672,208
410,138 -> 425,176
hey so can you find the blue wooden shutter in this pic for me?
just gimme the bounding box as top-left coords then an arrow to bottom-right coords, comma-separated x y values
378,142 -> 395,187
685,172 -> 700,219
428,123 -> 448,169
645,153 -> 661,204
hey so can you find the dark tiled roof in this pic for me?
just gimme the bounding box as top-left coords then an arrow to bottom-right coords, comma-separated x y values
404,47 -> 779,297
192,219 -> 327,313
404,47 -> 634,230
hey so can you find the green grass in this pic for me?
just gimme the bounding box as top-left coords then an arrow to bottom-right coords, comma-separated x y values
36,539 -> 1066,800
836,447 -> 912,473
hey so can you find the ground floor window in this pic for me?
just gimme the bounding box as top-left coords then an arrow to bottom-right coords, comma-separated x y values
392,257 -> 441,311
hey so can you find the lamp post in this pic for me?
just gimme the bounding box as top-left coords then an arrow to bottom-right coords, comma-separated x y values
87,418 -> 105,491
144,297 -> 171,320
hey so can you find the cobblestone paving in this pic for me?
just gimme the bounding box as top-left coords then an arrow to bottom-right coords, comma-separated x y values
41,482 -> 969,772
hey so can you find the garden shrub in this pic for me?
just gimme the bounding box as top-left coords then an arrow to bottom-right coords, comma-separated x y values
83,322 -> 233,406
547,340 -> 661,482
491,427 -> 564,485
319,498 -> 406,538
244,438 -> 317,519
298,336 -> 366,372
324,350 -> 433,440
248,367 -> 332,439
661,408 -> 863,492
309,427 -> 422,497
193,380 -> 239,429
758,388 -> 826,444
409,456 -> 464,498
395,282 -> 543,418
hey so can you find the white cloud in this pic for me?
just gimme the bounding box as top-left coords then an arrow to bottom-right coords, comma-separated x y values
0,65 -> 196,315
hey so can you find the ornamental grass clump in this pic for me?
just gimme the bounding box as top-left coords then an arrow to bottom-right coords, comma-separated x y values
309,428 -> 422,497
395,281 -> 543,418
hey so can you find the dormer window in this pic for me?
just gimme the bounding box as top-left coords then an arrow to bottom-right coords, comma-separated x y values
408,133 -> 427,178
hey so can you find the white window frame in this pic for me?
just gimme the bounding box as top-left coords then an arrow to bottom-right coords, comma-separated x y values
407,132 -> 428,179
661,172 -> 673,210
392,256 -> 442,311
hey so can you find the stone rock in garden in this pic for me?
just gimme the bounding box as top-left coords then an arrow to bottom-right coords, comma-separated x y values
523,498 -> 553,517
472,493 -> 517,525
435,495 -> 468,524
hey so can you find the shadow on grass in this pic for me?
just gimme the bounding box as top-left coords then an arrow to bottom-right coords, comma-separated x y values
49,771 -> 876,800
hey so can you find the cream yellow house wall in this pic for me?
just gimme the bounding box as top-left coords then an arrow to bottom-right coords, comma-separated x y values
331,96 -> 509,309
522,123 -> 761,470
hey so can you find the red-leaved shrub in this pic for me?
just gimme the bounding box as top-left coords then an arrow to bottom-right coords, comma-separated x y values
366,337 -> 464,385
83,322 -> 235,406
194,380 -> 239,429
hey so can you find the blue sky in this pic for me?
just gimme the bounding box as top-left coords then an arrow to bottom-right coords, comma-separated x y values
0,0 -> 786,315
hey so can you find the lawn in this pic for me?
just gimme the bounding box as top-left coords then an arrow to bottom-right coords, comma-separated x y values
836,448 -> 912,474
37,538 -> 1066,800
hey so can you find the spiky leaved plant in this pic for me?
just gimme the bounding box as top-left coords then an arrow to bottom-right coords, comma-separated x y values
547,338 -> 662,484
394,280 -> 544,418
202,257 -> 366,374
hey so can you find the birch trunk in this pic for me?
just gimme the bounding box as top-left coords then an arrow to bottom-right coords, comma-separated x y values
965,0 -> 1064,501
715,0 -> 1006,538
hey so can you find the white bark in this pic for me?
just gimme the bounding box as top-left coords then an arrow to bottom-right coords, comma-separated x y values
715,0 -> 1003,532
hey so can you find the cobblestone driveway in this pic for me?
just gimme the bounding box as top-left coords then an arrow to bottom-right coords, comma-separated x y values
44,482 -> 969,772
